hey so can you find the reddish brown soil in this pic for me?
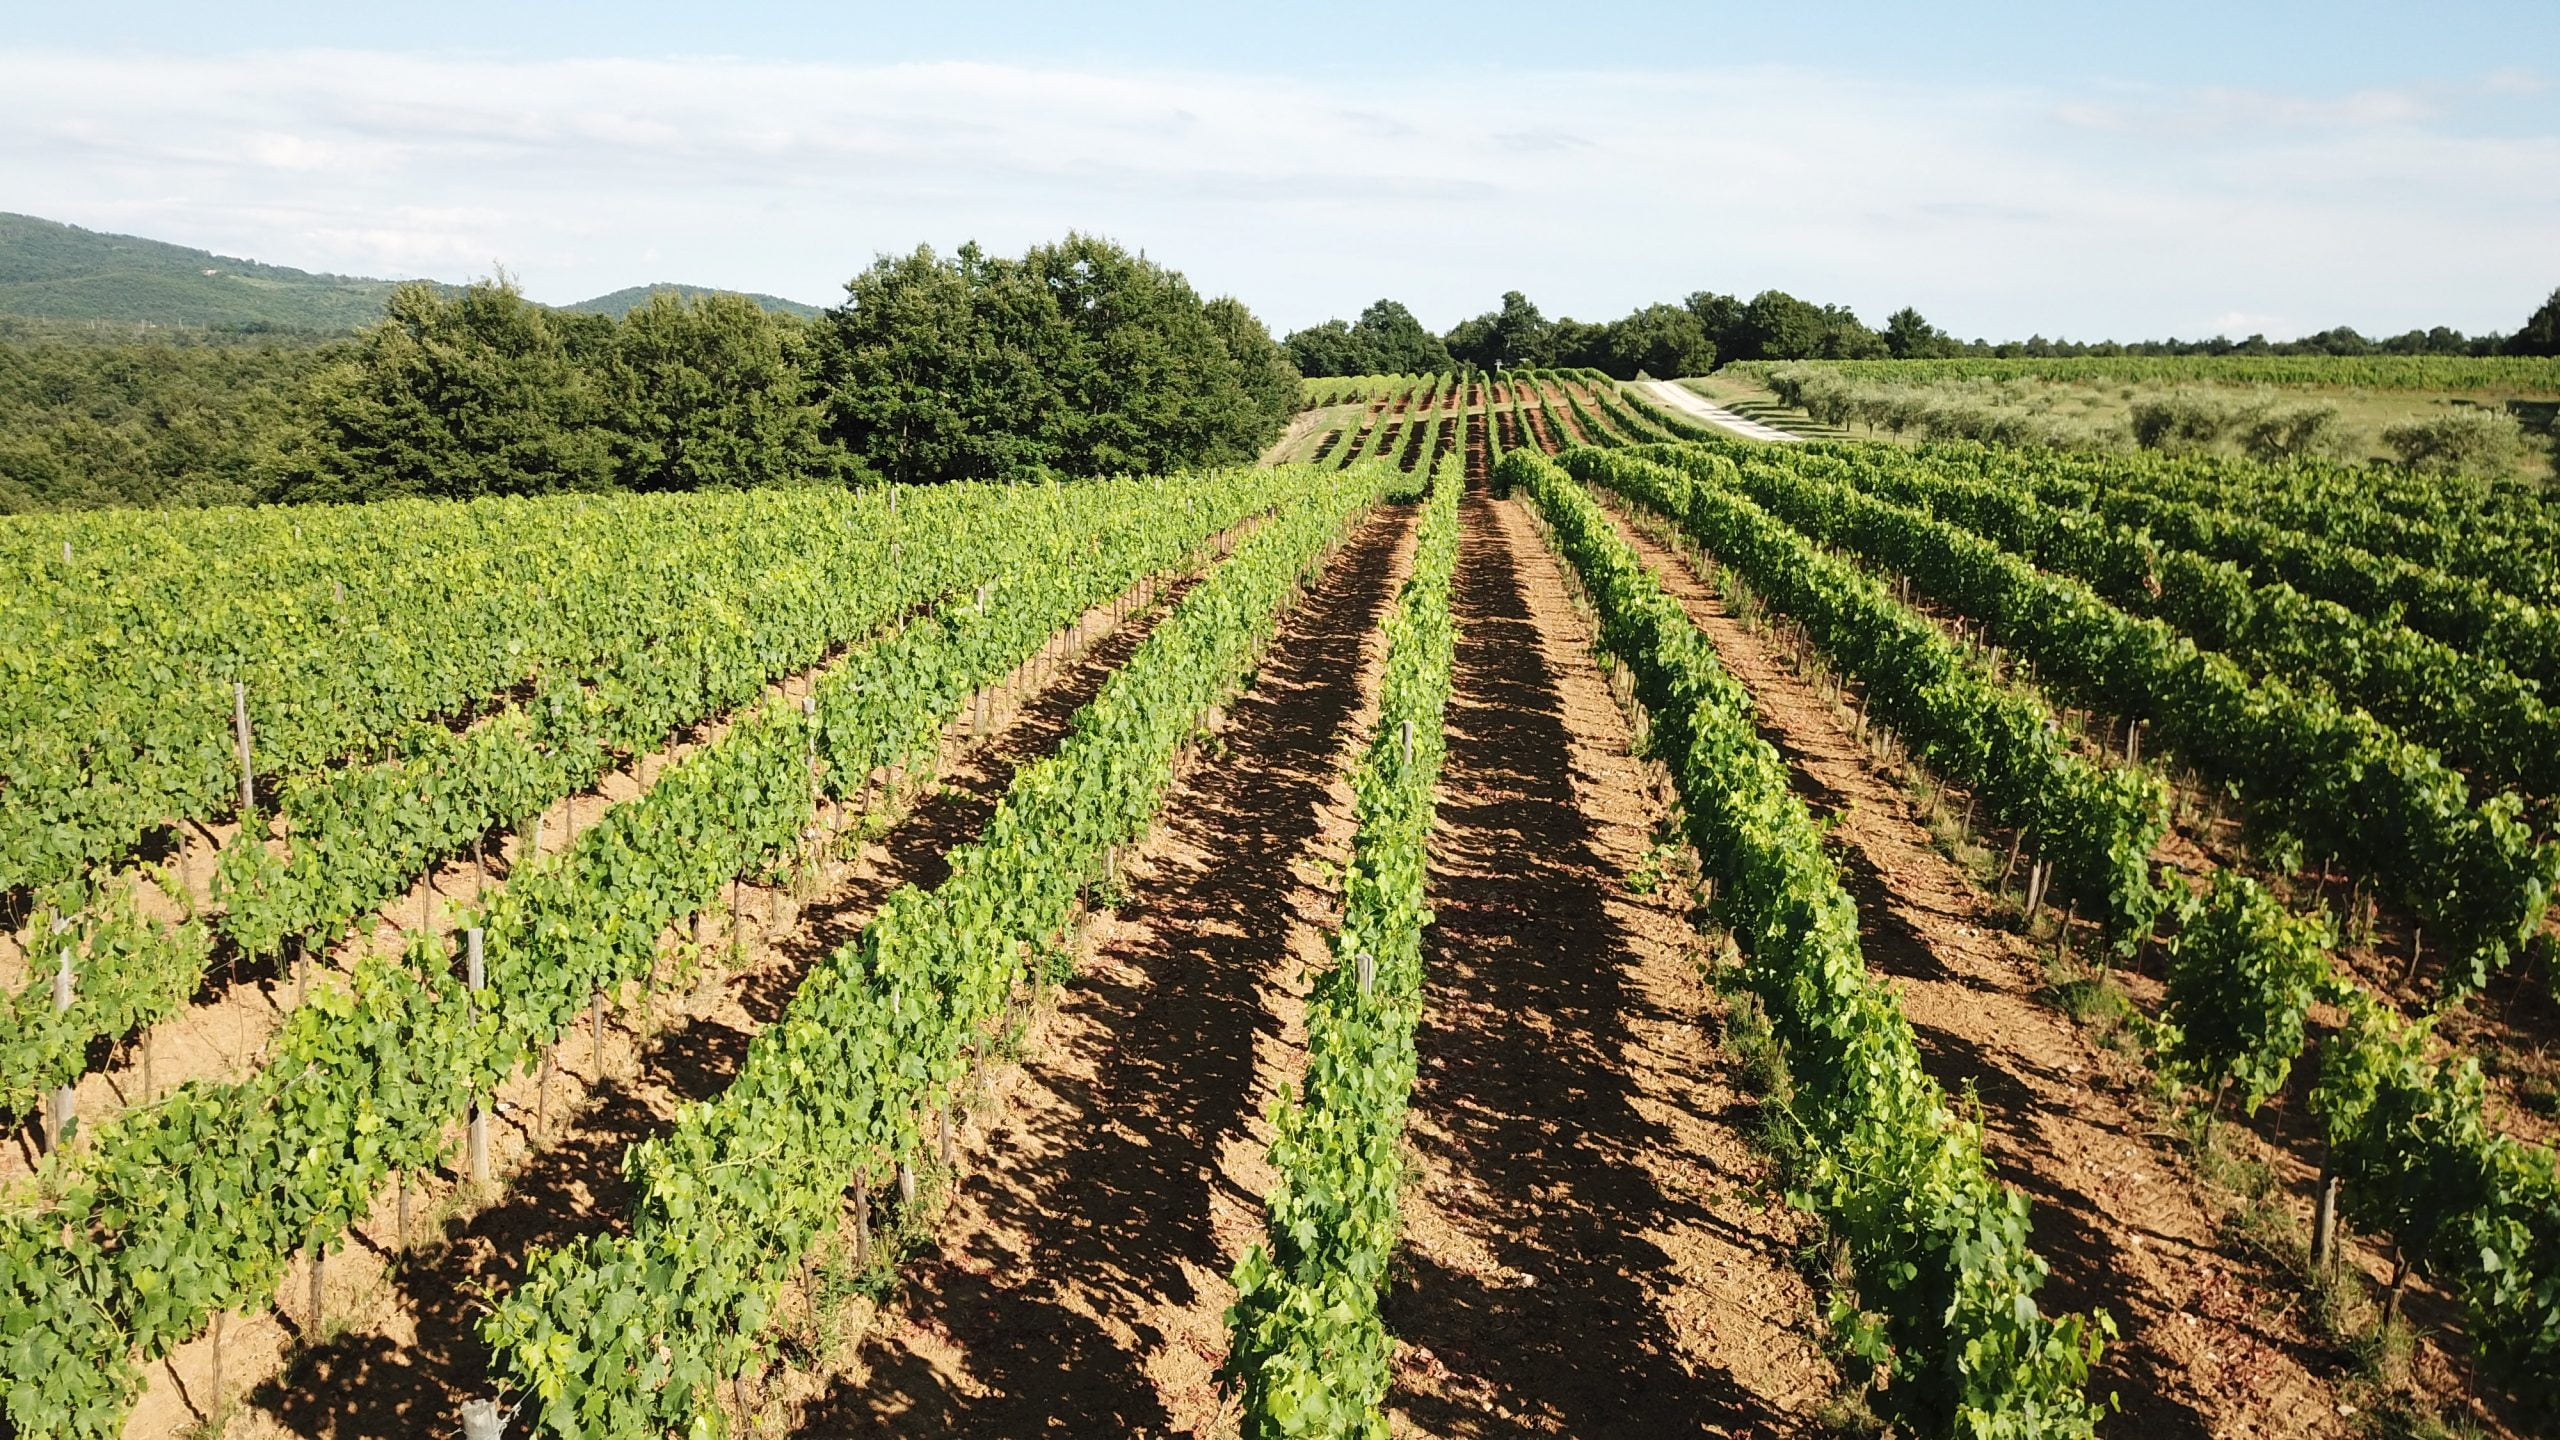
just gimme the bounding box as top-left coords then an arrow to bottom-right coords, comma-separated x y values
1592,496 -> 2362,1440
1535,383 -> 1591,446
1380,478 -> 1836,1438
1339,419 -> 1379,471
794,503 -> 1419,1437
1373,422 -> 1405,466
1521,406 -> 1561,455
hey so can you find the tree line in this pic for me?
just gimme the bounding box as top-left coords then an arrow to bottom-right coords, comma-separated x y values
2,233 -> 1299,512
1285,286 -> 2560,379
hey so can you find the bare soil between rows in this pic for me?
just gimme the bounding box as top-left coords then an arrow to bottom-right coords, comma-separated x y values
1380,476 -> 1835,1439
1590,492 -> 2365,1440
792,502 -> 1417,1437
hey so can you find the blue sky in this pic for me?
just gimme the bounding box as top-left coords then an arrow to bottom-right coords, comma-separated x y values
6,2 -> 2555,339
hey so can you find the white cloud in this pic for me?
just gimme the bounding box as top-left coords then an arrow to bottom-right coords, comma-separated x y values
0,48 -> 2550,340
2055,85 -> 2439,137
2212,311 -> 2293,335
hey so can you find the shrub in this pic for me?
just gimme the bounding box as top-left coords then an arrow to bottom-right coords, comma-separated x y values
2234,402 -> 2359,463
2382,408 -> 2528,474
2128,390 -> 2238,453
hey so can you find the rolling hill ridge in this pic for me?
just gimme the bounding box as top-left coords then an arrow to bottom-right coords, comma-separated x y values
0,213 -> 824,332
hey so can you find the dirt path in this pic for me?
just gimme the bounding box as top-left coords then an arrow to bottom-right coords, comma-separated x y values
1590,494 -> 2356,1440
795,503 -> 1419,1438
1258,408 -> 1336,467
1379,478 -> 1836,1439
1637,379 -> 1800,444
127,566 -> 1209,1440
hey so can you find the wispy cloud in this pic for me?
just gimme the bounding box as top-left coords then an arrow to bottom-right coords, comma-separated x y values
2212,310 -> 2294,336
2054,85 -> 2439,136
0,48 -> 2550,340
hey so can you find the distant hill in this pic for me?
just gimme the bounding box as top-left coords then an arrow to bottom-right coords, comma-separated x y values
0,213 -> 828,334
564,284 -> 825,320
0,212 -> 430,333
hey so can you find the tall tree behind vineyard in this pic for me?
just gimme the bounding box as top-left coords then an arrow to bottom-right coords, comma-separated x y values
816,233 -> 1297,485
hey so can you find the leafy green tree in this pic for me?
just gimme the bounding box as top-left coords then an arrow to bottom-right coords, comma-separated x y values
1490,291 -> 1556,368
1442,291 -> 1554,370
1683,291 -> 1747,360
2508,287 -> 2560,357
1734,290 -> 1888,361
1205,296 -> 1303,453
2234,402 -> 2355,463
1034,233 -> 1242,476
818,243 -> 1060,486
269,279 -> 614,502
1547,317 -> 1613,372
1738,290 -> 1827,360
602,291 -> 836,491
1883,306 -> 1957,359
1603,303 -> 1715,378
1283,319 -> 1370,379
2380,326 -> 2473,356
0,338 -> 320,511
1350,299 -> 1451,374
1441,313 -> 1497,372
818,233 -> 1291,484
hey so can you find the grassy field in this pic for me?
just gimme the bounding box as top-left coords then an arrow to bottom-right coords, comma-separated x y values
1689,366 -> 2560,480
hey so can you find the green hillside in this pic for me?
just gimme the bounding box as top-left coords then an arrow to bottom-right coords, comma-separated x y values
0,214 -> 829,333
0,212 -> 423,332
564,283 -> 824,319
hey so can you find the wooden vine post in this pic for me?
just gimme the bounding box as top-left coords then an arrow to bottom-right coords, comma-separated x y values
232,681 -> 256,814
467,928 -> 491,1189
2312,1167 -> 2342,1269
46,928 -> 74,1151
803,694 -> 822,834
